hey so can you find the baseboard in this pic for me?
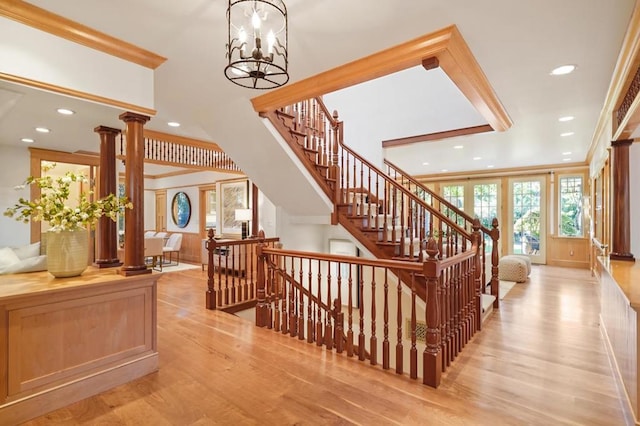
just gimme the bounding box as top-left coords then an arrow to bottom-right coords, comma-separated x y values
0,352 -> 158,425
600,314 -> 639,425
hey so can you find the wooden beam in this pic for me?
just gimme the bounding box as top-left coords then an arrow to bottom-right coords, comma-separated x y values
382,124 -> 493,148
251,25 -> 512,133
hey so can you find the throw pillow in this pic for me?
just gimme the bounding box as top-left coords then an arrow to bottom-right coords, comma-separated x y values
2,255 -> 47,274
12,242 -> 41,260
0,247 -> 20,269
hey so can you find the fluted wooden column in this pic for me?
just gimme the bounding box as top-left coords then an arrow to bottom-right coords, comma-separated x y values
119,112 -> 152,276
94,126 -> 123,268
610,139 -> 635,261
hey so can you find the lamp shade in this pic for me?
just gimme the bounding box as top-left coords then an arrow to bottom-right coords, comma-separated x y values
235,208 -> 252,222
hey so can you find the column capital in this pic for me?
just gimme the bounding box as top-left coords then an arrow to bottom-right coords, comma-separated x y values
119,111 -> 150,124
611,139 -> 634,147
94,125 -> 121,135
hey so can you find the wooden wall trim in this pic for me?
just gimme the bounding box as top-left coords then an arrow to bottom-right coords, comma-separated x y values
587,0 -> 640,162
0,1 -> 166,69
251,25 -> 512,133
414,161 -> 588,182
143,130 -> 223,151
0,72 -> 156,116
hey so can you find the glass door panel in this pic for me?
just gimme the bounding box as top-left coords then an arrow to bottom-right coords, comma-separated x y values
510,178 -> 545,263
473,183 -> 498,253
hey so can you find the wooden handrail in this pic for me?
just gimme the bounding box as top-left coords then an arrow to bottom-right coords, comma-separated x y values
340,140 -> 471,240
384,158 -> 492,235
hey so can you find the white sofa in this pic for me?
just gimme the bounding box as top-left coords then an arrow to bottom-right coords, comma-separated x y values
0,242 -> 47,275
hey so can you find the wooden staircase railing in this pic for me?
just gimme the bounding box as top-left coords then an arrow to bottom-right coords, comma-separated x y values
255,229 -> 483,388
119,129 -> 243,173
204,229 -> 280,313
262,97 -> 499,305
384,159 -> 500,307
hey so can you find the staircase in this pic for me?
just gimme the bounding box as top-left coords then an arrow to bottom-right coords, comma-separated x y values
261,97 -> 499,305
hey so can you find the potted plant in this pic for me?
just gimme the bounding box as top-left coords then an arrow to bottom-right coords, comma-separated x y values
3,163 -> 132,277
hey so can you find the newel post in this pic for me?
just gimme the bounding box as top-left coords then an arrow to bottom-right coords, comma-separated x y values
472,219 -> 483,331
205,228 -> 217,310
255,230 -> 269,327
423,237 -> 442,387
330,110 -> 342,225
490,218 -> 500,308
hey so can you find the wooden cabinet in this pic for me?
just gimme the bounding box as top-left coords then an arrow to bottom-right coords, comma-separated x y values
0,268 -> 159,424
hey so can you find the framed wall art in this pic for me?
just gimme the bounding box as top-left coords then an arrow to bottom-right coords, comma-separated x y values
220,179 -> 248,235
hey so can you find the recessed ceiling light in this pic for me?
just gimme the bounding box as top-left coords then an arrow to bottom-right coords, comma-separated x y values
558,116 -> 574,122
441,169 -> 448,172
563,158 -> 572,162
57,108 -> 75,115
550,65 -> 576,75
35,127 -> 50,133
473,156 -> 482,161
422,162 -> 429,166
560,132 -> 574,137
21,138 -> 34,143
562,151 -> 572,155
487,165 -> 494,168
453,145 -> 463,149
168,121 -> 180,127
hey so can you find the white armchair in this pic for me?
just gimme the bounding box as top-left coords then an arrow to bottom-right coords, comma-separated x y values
144,237 -> 164,271
163,233 -> 183,266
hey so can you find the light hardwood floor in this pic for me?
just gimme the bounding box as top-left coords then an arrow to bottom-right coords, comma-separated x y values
21,264 -> 627,425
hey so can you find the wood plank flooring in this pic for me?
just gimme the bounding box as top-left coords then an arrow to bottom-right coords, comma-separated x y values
20,264 -> 627,425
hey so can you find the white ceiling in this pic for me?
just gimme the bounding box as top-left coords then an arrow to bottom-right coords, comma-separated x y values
0,0 -> 636,178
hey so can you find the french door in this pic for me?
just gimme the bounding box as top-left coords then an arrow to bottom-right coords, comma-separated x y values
509,177 -> 546,264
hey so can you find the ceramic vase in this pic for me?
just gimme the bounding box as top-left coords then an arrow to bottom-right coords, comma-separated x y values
46,229 -> 89,278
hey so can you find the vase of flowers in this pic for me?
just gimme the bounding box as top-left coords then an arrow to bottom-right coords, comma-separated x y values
3,163 -> 132,278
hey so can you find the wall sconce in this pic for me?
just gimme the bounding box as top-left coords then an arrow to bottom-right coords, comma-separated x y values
235,208 -> 252,239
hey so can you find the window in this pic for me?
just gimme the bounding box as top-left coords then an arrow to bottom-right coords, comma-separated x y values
558,176 -> 583,237
442,184 -> 465,226
205,189 -> 217,229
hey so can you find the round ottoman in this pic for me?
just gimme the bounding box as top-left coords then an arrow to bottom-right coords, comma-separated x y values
498,255 -> 529,282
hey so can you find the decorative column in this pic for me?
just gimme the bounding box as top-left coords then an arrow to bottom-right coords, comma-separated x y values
93,126 -> 122,268
119,112 -> 152,276
610,139 -> 635,261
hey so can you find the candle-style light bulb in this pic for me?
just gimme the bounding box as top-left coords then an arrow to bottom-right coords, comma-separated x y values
251,11 -> 261,29
267,30 -> 275,54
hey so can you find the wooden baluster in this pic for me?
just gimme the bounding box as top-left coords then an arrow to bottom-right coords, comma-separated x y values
395,263 -> 403,374
442,267 -> 450,367
316,259 -> 323,346
423,238 -> 442,387
325,261 -> 333,350
366,168 -> 372,228
335,262 -> 343,353
370,266 -> 377,366
307,258 -> 314,343
298,257 -> 305,340
347,263 -> 354,357
491,218 -> 500,308
410,273 -> 417,379
206,229 -> 217,309
358,264 -> 366,361
472,219 -> 483,332
290,266 -> 297,338
280,256 -> 288,334
383,268 -> 390,370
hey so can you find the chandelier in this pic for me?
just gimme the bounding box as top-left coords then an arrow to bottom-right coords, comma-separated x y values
225,0 -> 289,89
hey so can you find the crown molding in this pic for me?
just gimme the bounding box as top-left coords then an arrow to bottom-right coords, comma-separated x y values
0,0 -> 166,69
251,25 -> 512,133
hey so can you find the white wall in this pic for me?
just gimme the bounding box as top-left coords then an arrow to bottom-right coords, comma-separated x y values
0,145 -> 31,246
144,190 -> 156,231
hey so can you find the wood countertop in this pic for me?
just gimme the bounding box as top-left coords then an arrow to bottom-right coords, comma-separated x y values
0,267 -> 160,302
599,256 -> 640,309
